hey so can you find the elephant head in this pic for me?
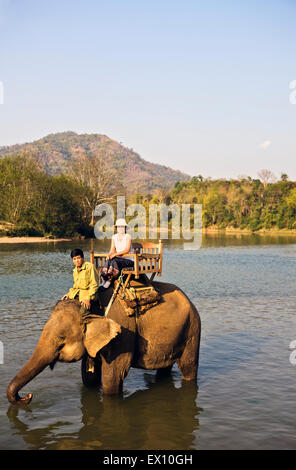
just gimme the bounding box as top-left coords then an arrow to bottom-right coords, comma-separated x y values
6,300 -> 121,406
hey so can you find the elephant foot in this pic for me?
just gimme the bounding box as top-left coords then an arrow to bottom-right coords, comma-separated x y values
177,359 -> 198,382
102,386 -> 122,395
181,375 -> 197,381
102,378 -> 123,395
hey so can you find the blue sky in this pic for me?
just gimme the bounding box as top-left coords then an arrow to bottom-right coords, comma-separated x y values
0,0 -> 295,179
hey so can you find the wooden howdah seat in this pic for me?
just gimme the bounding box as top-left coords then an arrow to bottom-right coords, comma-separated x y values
90,240 -> 163,288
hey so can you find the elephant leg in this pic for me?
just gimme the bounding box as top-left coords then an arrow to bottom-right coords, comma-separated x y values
177,359 -> 197,381
177,337 -> 199,381
100,354 -> 133,394
81,354 -> 101,388
102,375 -> 123,395
101,363 -> 124,394
156,365 -> 173,378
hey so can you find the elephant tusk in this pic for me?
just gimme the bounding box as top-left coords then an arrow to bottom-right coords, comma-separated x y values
86,357 -> 95,373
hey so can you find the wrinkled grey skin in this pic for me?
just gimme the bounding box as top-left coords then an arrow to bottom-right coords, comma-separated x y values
7,282 -> 201,405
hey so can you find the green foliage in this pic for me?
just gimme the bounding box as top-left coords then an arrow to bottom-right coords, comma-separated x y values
286,188 -> 296,209
167,177 -> 296,231
1,152 -> 295,237
0,154 -> 92,237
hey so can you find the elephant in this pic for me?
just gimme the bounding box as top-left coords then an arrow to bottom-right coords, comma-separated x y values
7,281 -> 201,406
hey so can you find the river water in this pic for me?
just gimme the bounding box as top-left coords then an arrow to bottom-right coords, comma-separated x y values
0,234 -> 295,450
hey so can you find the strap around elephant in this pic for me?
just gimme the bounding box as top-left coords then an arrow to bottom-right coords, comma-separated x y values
104,271 -> 125,317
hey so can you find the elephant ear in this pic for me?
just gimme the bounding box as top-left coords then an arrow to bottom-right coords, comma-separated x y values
83,317 -> 122,358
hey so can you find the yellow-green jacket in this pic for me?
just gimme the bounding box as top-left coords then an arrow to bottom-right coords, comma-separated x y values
67,261 -> 99,302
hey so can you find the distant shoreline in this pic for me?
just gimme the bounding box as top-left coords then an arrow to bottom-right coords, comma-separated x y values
0,228 -> 296,244
0,237 -> 74,244
203,228 -> 296,236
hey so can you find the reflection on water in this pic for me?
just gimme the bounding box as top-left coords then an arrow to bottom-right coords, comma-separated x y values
200,231 -> 296,248
7,375 -> 201,450
1,234 -> 296,450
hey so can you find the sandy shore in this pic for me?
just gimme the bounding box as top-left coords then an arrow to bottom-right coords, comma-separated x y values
203,228 -> 296,235
0,237 -> 74,244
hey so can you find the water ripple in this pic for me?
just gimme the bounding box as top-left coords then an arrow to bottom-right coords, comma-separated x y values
0,238 -> 296,449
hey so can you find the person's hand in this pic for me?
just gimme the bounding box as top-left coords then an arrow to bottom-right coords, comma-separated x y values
61,294 -> 69,300
82,299 -> 90,310
109,253 -> 117,259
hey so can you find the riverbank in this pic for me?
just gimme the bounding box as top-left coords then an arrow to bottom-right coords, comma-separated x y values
0,237 -> 74,244
1,227 -> 296,244
203,226 -> 296,235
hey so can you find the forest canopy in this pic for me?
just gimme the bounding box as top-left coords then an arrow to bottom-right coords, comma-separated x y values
0,154 -> 295,237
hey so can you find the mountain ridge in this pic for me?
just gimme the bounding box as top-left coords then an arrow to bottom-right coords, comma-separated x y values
0,131 -> 191,193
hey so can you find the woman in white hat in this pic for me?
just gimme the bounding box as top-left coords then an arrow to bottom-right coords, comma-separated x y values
101,218 -> 134,288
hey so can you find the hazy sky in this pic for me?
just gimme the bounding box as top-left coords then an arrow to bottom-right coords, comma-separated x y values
0,0 -> 295,179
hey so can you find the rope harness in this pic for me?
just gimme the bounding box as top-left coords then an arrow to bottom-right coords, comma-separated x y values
104,272 -> 161,318
104,271 -> 126,317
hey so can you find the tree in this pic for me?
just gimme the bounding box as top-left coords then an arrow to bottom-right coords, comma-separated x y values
0,153 -> 89,237
191,174 -> 203,182
203,191 -> 227,226
28,175 -> 86,236
257,169 -> 276,187
286,188 -> 296,209
0,153 -> 44,224
67,149 -> 125,225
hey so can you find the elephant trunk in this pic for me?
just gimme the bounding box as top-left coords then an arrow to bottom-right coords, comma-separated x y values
7,377 -> 33,406
7,345 -> 58,405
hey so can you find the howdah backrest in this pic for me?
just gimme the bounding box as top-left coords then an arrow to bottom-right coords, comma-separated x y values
90,240 -> 163,280
131,240 -> 163,276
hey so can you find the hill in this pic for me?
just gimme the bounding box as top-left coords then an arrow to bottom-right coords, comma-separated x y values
0,131 -> 190,193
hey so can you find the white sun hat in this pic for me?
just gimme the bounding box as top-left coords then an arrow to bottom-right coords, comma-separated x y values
114,218 -> 128,227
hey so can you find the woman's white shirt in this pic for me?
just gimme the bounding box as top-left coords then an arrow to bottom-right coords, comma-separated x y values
112,233 -> 132,259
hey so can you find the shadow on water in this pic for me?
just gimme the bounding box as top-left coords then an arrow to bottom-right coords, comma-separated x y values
6,374 -> 202,450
